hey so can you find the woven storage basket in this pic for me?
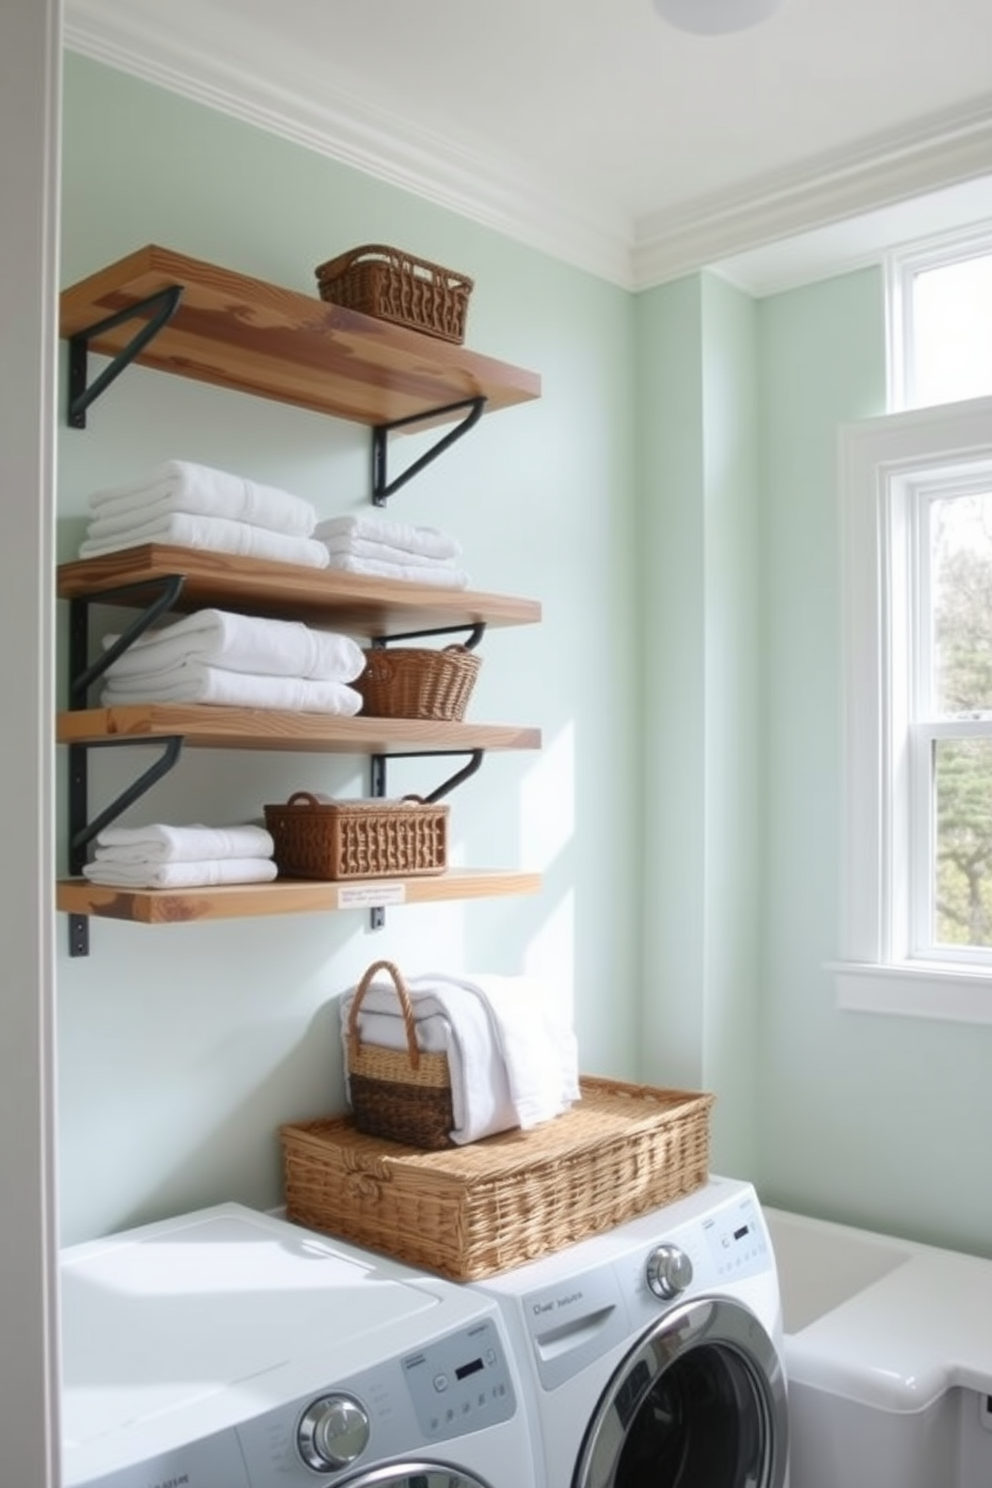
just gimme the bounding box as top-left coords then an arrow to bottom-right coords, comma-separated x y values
357,644 -> 481,722
264,792 -> 447,880
346,959 -> 455,1150
315,244 -> 473,344
281,1077 -> 714,1280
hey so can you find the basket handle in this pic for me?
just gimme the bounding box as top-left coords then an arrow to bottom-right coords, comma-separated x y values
286,791 -> 321,807
347,959 -> 420,1069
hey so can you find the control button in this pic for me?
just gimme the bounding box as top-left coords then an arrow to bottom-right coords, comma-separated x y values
297,1394 -> 370,1473
433,1373 -> 449,1393
646,1244 -> 694,1300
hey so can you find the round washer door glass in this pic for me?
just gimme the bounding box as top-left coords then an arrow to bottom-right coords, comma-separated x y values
574,1296 -> 788,1488
341,1466 -> 492,1488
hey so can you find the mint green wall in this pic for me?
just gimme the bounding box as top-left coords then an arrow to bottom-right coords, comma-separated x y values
635,272 -> 761,1177
58,52 -> 992,1259
57,54 -> 640,1244
755,269 -> 992,1257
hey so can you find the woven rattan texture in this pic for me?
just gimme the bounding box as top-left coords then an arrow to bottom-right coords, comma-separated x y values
357,645 -> 481,721
346,960 -> 455,1150
281,1076 -> 714,1279
264,793 -> 447,880
315,244 -> 473,344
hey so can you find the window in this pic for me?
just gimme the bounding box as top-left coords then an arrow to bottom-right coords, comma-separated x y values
836,397 -> 992,1022
888,230 -> 992,411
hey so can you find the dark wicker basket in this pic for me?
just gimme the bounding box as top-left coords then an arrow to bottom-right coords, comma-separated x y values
356,644 -> 481,721
315,244 -> 473,344
264,792 -> 448,880
346,959 -> 455,1150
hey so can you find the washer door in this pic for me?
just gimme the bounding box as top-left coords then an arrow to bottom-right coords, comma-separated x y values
573,1296 -> 788,1488
341,1465 -> 492,1488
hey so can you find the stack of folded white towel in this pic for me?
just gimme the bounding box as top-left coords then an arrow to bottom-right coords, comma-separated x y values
82,822 -> 277,889
341,970 -> 581,1145
314,513 -> 469,588
99,607 -> 366,713
79,460 -> 331,570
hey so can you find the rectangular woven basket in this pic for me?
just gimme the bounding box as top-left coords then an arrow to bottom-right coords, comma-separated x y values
264,792 -> 448,880
346,960 -> 455,1150
315,244 -> 474,344
280,1077 -> 714,1280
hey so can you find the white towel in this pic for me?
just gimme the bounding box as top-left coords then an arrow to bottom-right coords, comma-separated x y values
319,534 -> 463,571
325,553 -> 469,589
314,513 -> 461,560
81,857 -> 278,889
100,665 -> 363,714
78,512 -> 331,569
91,822 -> 274,863
102,610 -> 365,684
86,461 -> 318,537
342,972 -> 579,1145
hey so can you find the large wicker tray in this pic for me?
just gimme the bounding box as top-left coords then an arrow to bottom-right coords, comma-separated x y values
281,1076 -> 714,1280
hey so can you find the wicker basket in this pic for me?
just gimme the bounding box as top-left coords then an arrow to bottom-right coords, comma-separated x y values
346,960 -> 455,1150
281,1077 -> 714,1280
264,792 -> 447,880
357,644 -> 481,722
315,244 -> 473,344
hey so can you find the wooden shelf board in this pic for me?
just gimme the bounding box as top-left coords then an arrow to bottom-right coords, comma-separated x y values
56,705 -> 540,753
57,546 -> 541,633
57,869 -> 542,924
60,245 -> 541,426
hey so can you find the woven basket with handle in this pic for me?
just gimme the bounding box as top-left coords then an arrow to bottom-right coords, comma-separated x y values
346,959 -> 455,1150
356,644 -> 481,721
315,244 -> 474,344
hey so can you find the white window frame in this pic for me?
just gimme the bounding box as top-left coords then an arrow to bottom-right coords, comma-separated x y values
886,225 -> 992,412
834,395 -> 992,1024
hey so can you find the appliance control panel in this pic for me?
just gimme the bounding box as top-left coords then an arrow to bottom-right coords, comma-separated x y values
403,1316 -> 516,1439
700,1195 -> 770,1282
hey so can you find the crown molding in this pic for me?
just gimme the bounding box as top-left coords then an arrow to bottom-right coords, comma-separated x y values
62,1 -> 634,288
633,95 -> 992,292
63,0 -> 992,297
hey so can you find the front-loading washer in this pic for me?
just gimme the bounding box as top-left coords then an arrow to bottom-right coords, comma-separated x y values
59,1201 -> 540,1488
468,1174 -> 788,1488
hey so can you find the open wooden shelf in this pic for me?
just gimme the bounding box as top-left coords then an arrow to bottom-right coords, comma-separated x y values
56,869 -> 542,925
57,705 -> 540,754
59,244 -> 541,426
56,544 -> 542,634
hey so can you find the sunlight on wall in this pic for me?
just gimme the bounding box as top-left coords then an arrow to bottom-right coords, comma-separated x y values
518,723 -> 576,1008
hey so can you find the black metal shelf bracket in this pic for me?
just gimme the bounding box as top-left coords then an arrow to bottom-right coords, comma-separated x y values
69,575 -> 187,707
371,395 -> 486,505
366,747 -> 486,930
67,284 -> 184,428
66,734 -> 184,958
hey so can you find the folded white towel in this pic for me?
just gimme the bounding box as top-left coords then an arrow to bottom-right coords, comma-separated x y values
342,972 -> 579,1145
325,553 -> 469,589
91,822 -> 274,863
102,610 -> 365,684
81,857 -> 279,889
78,513 -> 330,569
314,512 -> 461,560
100,664 -> 363,714
319,534 -> 463,571
87,461 -> 318,537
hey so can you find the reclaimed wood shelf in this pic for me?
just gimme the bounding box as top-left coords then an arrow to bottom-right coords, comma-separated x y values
56,869 -> 542,926
56,544 -> 542,634
57,705 -> 540,754
59,244 -> 541,426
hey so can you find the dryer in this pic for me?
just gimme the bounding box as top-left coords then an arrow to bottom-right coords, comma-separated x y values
59,1201 -> 540,1488
469,1174 -> 788,1488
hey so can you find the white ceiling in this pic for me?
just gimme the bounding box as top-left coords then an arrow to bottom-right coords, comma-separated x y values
63,0 -> 992,292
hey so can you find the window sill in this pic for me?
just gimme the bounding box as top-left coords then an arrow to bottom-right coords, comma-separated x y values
828,961 -> 992,1025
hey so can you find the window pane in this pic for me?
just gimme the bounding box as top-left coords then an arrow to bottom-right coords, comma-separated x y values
934,736 -> 992,949
930,491 -> 992,715
912,254 -> 992,408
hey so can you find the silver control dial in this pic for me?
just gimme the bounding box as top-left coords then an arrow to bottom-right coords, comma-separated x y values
297,1393 -> 370,1473
646,1243 -> 693,1300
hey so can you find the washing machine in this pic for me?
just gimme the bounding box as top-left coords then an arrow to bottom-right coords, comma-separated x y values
59,1201 -> 540,1488
468,1174 -> 788,1488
